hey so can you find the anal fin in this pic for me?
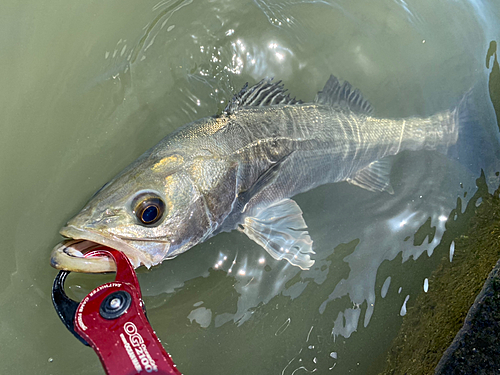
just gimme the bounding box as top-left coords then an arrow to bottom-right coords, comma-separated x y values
240,199 -> 315,270
347,158 -> 395,194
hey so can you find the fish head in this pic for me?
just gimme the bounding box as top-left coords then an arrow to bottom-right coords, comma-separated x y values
51,152 -> 213,273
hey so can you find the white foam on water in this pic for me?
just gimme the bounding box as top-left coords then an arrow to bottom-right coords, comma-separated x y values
400,295 -> 410,316
381,276 -> 391,298
187,307 -> 212,328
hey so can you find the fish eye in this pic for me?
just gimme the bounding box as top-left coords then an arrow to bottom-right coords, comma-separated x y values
133,193 -> 165,226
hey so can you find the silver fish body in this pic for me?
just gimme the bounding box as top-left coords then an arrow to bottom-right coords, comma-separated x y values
50,76 -> 459,273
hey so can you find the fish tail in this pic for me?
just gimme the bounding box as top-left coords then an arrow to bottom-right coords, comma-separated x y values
446,87 -> 500,178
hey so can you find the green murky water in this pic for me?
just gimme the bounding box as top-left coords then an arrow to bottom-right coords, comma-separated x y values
1,1 -> 499,374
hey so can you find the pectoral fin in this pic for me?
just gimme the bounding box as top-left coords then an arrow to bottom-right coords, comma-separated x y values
239,199 -> 315,270
347,158 -> 395,194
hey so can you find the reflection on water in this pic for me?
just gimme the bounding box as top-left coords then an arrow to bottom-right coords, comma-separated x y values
1,0 -> 500,374
114,0 -> 499,372
487,41 -> 500,131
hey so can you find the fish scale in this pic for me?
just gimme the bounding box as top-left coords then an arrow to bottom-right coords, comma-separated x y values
51,75 -> 461,273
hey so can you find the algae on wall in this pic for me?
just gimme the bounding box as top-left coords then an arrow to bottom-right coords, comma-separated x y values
380,172 -> 500,375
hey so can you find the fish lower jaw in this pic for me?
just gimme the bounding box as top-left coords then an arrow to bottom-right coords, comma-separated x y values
50,226 -> 154,273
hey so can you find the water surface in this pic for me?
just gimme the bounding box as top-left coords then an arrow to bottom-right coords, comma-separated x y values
1,0 -> 499,374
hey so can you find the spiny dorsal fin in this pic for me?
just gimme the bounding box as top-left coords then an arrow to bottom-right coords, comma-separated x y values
224,79 -> 302,115
314,75 -> 373,115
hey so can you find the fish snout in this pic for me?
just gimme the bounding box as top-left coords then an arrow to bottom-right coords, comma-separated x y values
66,205 -> 124,232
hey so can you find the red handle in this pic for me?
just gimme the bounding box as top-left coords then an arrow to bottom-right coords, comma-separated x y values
73,248 -> 181,375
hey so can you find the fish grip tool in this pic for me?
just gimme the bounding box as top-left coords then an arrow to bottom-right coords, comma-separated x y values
52,247 -> 181,375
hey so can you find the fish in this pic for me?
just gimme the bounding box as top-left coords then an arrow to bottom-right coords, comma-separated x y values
50,75 -> 464,273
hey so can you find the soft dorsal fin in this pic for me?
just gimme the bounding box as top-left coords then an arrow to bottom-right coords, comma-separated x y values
314,75 -> 373,114
224,79 -> 302,115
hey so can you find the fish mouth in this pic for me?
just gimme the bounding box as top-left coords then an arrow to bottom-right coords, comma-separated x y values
50,225 -> 153,273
